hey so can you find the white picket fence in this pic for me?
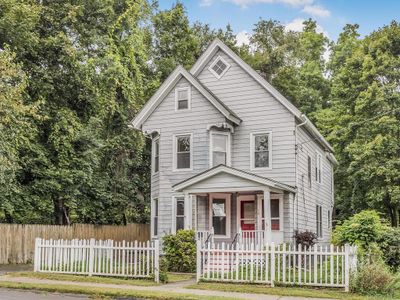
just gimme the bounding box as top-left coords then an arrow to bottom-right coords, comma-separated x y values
196,242 -> 357,291
34,238 -> 160,282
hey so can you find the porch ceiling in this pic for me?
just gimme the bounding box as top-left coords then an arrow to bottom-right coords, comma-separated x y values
172,165 -> 296,193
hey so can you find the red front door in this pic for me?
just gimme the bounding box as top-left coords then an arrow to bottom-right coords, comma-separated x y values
240,200 -> 256,231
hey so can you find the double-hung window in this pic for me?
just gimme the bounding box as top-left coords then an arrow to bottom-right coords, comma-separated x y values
327,209 -> 332,230
152,137 -> 159,174
175,87 -> 190,111
209,194 -> 231,238
174,196 -> 185,232
315,153 -> 322,183
307,155 -> 312,187
210,132 -> 230,167
316,205 -> 323,238
250,132 -> 272,169
153,198 -> 158,237
174,134 -> 192,170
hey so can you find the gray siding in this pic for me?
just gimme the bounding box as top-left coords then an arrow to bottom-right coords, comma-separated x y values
197,50 -> 296,186
295,125 -> 334,244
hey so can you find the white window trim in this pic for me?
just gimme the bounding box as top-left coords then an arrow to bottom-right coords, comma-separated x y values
152,136 -> 160,175
151,198 -> 158,238
209,131 -> 231,168
171,195 -> 185,234
209,193 -> 231,239
208,55 -> 230,79
175,86 -> 191,111
316,204 -> 323,238
250,131 -> 272,171
315,152 -> 323,184
172,133 -> 193,171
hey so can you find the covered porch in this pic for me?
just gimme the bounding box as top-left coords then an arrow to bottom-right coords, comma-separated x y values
172,165 -> 296,247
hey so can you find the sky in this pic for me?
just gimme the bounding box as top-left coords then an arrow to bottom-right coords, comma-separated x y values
158,0 -> 399,44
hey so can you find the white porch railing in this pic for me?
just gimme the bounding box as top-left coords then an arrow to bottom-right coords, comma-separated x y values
238,230 -> 267,250
34,238 -> 160,282
196,241 -> 358,291
196,228 -> 214,247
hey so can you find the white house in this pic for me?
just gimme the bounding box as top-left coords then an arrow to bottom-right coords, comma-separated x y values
131,38 -> 337,246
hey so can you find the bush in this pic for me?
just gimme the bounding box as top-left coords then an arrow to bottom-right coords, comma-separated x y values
379,227 -> 400,271
162,229 -> 196,273
332,210 -> 386,249
350,261 -> 400,296
293,230 -> 317,248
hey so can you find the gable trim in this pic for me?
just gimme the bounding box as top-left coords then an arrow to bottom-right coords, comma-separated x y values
190,38 -> 334,154
172,164 -> 296,193
130,65 -> 241,129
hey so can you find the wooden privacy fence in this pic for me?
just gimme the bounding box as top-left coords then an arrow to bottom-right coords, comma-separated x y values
196,242 -> 358,291
0,223 -> 150,264
34,238 -> 160,282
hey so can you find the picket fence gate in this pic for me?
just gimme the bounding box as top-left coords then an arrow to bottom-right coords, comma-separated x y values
34,238 -> 160,282
196,241 -> 357,291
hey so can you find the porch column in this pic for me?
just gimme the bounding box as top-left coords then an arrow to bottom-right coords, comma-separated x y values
263,188 -> 272,244
184,191 -> 192,229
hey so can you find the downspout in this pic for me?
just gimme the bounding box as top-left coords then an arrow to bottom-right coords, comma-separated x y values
294,114 -> 308,232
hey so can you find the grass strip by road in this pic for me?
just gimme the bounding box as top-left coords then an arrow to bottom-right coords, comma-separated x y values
0,281 -> 234,300
186,282 -> 399,300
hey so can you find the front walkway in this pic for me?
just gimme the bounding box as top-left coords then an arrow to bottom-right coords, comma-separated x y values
0,275 -> 332,300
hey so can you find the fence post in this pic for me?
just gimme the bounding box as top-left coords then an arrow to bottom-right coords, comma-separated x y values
344,244 -> 350,292
196,240 -> 201,283
154,240 -> 160,283
270,242 -> 275,287
34,238 -> 41,272
88,238 -> 95,276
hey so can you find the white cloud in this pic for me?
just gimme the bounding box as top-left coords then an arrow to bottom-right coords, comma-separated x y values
285,18 -> 329,37
225,0 -> 313,9
236,30 -> 251,46
200,0 -> 214,7
302,5 -> 330,17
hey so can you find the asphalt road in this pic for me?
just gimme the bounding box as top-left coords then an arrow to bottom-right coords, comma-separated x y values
0,288 -> 88,300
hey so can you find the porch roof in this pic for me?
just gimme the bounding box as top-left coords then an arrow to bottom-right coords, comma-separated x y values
172,165 -> 296,193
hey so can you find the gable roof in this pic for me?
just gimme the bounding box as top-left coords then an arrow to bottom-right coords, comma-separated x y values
172,164 -> 296,193
130,65 -> 241,129
190,38 -> 335,154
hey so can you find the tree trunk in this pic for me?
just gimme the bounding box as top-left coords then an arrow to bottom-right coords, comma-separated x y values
54,198 -> 69,225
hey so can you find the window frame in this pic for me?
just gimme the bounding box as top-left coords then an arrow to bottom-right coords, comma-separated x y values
208,55 -> 230,79
174,87 -> 191,111
172,133 -> 193,171
209,193 -> 231,239
152,198 -> 158,238
209,131 -> 231,168
307,155 -> 312,188
315,153 -> 322,184
316,204 -> 323,238
250,131 -> 272,171
152,136 -> 160,174
327,209 -> 332,230
172,195 -> 185,234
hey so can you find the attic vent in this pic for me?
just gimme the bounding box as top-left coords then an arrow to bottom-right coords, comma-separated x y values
209,56 -> 230,79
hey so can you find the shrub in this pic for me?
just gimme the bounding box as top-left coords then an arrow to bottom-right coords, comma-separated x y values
293,230 -> 317,248
378,227 -> 400,271
332,210 -> 386,249
162,229 -> 196,273
350,261 -> 400,296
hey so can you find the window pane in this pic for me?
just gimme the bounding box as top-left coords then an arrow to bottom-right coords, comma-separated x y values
212,59 -> 227,75
213,216 -> 226,235
271,219 -> 280,230
177,136 -> 190,152
271,199 -> 279,218
178,99 -> 188,110
177,89 -> 188,100
154,157 -> 159,172
212,152 -> 226,166
255,134 -> 269,151
212,134 -> 227,152
176,216 -> 185,231
255,151 -> 269,168
176,199 -> 184,215
212,199 -> 226,236
154,217 -> 158,236
154,199 -> 158,216
212,199 -> 226,216
177,152 -> 190,169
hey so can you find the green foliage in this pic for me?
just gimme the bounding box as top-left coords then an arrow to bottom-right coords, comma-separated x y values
350,261 -> 400,296
378,227 -> 400,271
332,210 -> 386,248
162,230 -> 196,273
293,230 -> 318,248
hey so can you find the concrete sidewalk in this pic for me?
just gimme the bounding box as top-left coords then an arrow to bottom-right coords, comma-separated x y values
0,275 -> 332,300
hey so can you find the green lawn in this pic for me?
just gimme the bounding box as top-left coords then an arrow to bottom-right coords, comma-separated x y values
187,282 -> 400,300
0,281 -> 234,300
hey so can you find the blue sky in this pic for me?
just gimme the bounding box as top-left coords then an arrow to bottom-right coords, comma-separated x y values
158,0 -> 399,42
